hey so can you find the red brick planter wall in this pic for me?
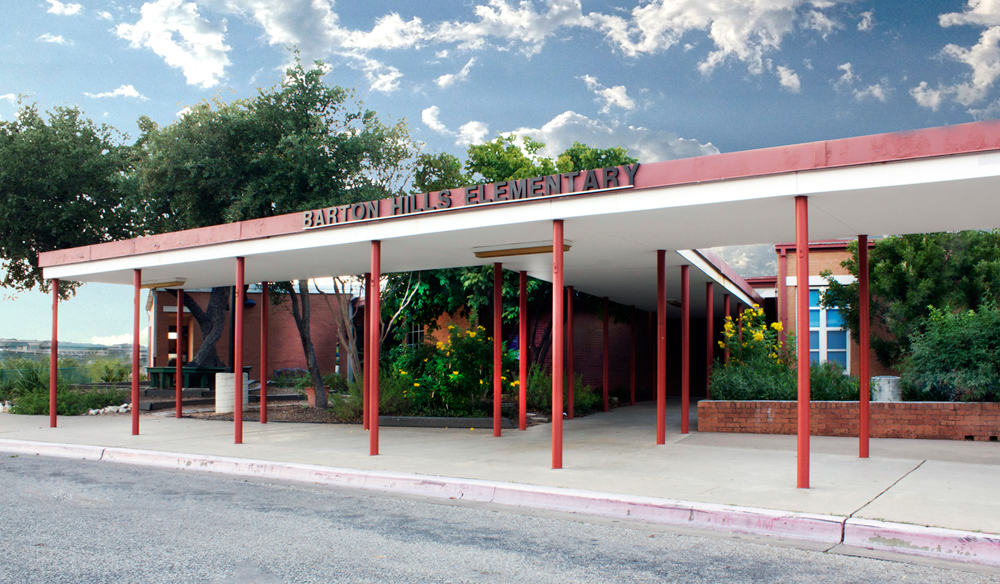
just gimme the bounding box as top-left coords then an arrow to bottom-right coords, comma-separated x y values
697,400 -> 1000,441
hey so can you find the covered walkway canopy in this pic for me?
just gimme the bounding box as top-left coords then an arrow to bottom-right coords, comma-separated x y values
39,120 -> 1000,488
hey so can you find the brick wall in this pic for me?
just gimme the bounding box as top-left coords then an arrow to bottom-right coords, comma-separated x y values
698,400 -> 1000,440
154,290 -> 348,382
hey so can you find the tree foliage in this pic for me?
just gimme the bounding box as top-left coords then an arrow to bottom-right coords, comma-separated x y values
0,103 -> 137,297
821,231 -> 1000,368
136,56 -> 415,404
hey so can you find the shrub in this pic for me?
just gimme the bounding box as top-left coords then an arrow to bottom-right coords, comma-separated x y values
12,385 -> 128,416
322,373 -> 349,395
901,304 -> 1000,402
389,325 -> 517,417
524,366 -> 601,416
86,358 -> 130,383
709,305 -> 860,401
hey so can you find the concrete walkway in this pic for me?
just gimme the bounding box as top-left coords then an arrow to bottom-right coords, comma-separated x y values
2,401 -> 999,566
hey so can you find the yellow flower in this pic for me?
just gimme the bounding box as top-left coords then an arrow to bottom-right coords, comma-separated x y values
452,371 -> 459,375
469,331 -> 477,338
770,322 -> 783,332
479,379 -> 483,384
501,376 -> 506,380
478,325 -> 486,331
413,383 -> 420,387
753,331 -> 764,342
448,325 -> 455,330
718,341 -> 725,348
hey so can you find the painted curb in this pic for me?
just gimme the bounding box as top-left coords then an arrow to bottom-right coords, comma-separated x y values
0,439 -> 105,461
844,518 -> 1000,567
4,438 -> 999,567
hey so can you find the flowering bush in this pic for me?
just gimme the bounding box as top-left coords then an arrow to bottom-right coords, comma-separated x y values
710,305 -> 860,401
389,325 -> 519,416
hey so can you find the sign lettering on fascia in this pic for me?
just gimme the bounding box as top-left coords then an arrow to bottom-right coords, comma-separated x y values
301,163 -> 640,230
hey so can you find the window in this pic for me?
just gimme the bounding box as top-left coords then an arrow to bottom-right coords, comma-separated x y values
809,289 -> 849,370
405,321 -> 424,346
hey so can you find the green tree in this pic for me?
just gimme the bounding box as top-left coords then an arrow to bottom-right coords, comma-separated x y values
411,152 -> 463,194
135,56 -> 415,406
821,231 -> 1000,367
0,102 -> 137,297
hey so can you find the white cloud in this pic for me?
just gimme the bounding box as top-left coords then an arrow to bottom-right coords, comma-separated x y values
857,9 -> 874,31
436,57 -> 476,88
939,1 -> 1000,27
84,84 -> 149,100
911,26 -> 1000,109
910,81 -> 945,111
590,0 -> 853,76
835,63 -> 889,102
507,110 -> 718,163
47,0 -> 82,16
435,49 -> 450,58
0,94 -> 15,103
421,105 -> 489,145
801,9 -> 840,38
92,329 -> 148,347
176,106 -> 192,117
457,121 -> 490,145
116,0 -> 231,89
422,105 -> 449,133
580,75 -> 636,113
38,33 -> 69,44
97,11 -> 113,21
776,65 -> 801,92
431,0 -> 592,57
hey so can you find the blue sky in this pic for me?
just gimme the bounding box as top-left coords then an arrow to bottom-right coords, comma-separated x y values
3,0 -> 1000,343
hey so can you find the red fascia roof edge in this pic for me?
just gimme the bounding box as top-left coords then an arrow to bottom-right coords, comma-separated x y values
693,248 -> 764,305
39,120 -> 1000,269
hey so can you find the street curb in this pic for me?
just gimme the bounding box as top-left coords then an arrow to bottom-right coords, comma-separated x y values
3,438 -> 998,567
844,518 -> 1000,568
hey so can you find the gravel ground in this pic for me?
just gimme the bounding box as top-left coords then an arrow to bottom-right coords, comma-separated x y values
0,455 -> 997,584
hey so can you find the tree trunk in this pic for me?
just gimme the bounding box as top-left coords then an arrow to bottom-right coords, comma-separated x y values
173,287 -> 229,368
289,279 -> 327,408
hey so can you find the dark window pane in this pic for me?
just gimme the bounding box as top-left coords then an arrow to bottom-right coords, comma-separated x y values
810,310 -> 820,328
827,351 -> 847,368
810,351 -> 820,365
827,330 -> 847,350
809,331 -> 819,348
827,309 -> 843,327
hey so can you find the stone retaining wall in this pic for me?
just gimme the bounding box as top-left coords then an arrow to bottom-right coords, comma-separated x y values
697,400 -> 1000,441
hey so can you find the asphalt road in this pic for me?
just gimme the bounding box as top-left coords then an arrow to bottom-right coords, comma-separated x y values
0,455 -> 996,584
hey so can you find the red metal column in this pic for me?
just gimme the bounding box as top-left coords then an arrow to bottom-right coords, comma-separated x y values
519,271 -> 528,431
566,285 -> 575,420
552,220 -> 564,469
629,305 -> 636,406
705,282 -> 714,400
602,297 -> 610,412
370,242 -> 381,456
722,294 -> 731,364
859,235 -> 871,458
656,250 -> 666,445
235,258 -> 245,445
778,249 -> 788,346
260,282 -> 269,424
795,196 -> 811,489
175,289 -> 184,419
493,262 -> 503,438
681,265 -> 690,434
363,272 -> 371,431
50,279 -> 58,428
132,269 -> 141,436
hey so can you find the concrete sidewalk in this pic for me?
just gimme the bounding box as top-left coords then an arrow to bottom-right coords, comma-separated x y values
2,401 -> 999,567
